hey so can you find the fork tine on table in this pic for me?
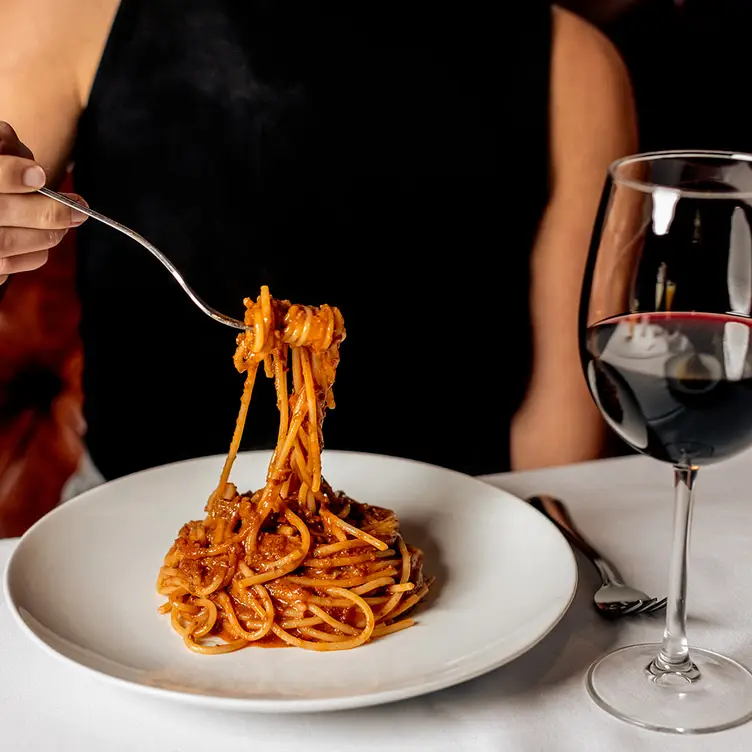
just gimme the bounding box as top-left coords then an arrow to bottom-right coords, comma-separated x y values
527,495 -> 667,619
615,597 -> 667,618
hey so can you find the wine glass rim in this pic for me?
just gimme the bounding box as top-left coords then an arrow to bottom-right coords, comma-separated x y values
609,149 -> 752,199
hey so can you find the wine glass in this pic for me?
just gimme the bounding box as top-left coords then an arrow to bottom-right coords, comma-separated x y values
580,150 -> 752,734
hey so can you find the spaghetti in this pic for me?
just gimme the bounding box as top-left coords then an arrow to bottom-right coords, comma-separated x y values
157,286 -> 431,653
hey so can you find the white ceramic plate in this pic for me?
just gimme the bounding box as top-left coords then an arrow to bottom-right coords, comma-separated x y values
4,451 -> 576,713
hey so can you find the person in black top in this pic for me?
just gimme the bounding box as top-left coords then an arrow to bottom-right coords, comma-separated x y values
0,2 -> 636,481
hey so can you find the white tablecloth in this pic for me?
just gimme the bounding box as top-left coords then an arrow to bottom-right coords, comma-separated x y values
4,452 -> 752,751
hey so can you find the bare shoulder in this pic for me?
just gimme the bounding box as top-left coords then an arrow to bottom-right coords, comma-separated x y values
0,0 -> 113,61
550,6 -> 637,180
0,0 -> 119,98
0,0 -> 120,176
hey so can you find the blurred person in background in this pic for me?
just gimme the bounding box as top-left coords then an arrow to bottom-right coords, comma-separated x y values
0,1 -> 636,536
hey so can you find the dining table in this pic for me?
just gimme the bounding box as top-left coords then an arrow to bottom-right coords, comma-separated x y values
3,448 -> 752,752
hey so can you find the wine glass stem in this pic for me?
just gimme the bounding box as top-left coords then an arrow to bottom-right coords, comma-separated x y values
647,464 -> 700,681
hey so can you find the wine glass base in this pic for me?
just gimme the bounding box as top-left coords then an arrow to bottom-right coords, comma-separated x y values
587,643 -> 752,734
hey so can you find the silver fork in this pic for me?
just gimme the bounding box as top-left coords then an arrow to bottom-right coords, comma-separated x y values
38,187 -> 248,330
528,495 -> 667,619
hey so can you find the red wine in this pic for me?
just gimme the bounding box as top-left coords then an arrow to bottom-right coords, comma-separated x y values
584,312 -> 752,466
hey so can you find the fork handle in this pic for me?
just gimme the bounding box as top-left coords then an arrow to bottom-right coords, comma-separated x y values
528,495 -> 625,586
37,188 -> 247,331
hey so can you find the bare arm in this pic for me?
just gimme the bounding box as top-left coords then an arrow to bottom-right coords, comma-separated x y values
0,0 -> 117,178
0,0 -> 80,180
0,0 -> 117,283
510,6 -> 638,470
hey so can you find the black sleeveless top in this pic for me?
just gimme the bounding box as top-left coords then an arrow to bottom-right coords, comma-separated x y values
73,0 -> 552,480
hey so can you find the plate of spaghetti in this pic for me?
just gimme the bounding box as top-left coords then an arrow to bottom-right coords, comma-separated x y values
4,287 -> 577,713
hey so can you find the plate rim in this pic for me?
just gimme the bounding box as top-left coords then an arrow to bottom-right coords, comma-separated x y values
3,450 -> 578,713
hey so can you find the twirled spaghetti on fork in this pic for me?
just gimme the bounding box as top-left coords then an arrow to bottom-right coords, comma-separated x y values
157,286 -> 432,653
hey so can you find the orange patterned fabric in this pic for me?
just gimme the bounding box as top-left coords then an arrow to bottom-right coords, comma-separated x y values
0,224 -> 84,537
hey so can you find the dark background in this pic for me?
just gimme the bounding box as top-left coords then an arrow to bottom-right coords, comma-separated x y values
567,0 -> 752,152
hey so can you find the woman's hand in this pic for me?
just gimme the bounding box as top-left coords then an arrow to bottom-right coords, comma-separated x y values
0,122 -> 87,286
